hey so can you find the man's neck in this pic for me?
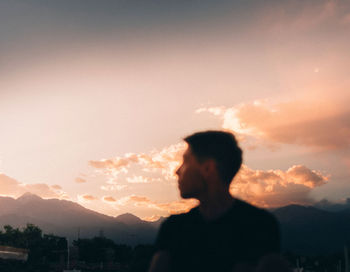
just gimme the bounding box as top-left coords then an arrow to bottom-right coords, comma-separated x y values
198,192 -> 235,221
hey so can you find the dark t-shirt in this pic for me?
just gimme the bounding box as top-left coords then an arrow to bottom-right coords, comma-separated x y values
155,198 -> 280,272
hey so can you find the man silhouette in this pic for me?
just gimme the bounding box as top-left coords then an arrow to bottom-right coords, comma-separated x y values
149,131 -> 280,272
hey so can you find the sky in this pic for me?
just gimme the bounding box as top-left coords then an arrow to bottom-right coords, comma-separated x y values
0,0 -> 349,221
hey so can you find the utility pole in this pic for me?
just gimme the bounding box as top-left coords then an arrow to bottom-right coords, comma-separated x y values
338,260 -> 342,272
67,238 -> 70,270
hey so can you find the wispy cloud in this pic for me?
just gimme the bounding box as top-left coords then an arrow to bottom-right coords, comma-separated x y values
257,0 -> 350,35
126,175 -> 151,184
0,173 -> 68,199
51,184 -> 62,190
102,196 -> 116,202
78,194 -> 97,203
197,96 -> 350,150
101,184 -> 128,191
89,153 -> 139,175
142,215 -> 162,222
342,12 -> 350,25
89,143 -> 185,179
89,143 -> 185,191
75,177 -> 87,183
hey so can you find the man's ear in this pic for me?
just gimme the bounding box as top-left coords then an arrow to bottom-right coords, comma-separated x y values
201,159 -> 217,178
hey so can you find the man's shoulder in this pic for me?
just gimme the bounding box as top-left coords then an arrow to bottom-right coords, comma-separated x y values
155,207 -> 199,248
233,198 -> 278,224
161,206 -> 199,226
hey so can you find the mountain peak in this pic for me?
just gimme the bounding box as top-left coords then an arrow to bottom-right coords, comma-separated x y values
116,213 -> 142,224
17,192 -> 42,202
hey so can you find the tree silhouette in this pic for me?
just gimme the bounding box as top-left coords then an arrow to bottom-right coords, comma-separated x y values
0,224 -> 67,270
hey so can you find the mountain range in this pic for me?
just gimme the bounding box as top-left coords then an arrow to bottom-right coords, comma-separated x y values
0,193 -> 164,246
1,193 -> 349,254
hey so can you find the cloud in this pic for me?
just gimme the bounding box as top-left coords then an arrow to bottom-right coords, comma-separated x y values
155,199 -> 199,214
75,177 -> 87,183
103,196 -> 116,202
90,144 -> 185,179
344,157 -> 350,171
290,0 -> 337,29
129,195 -> 152,203
89,157 -> 134,171
0,173 -> 68,199
141,143 -> 186,180
231,164 -> 329,207
83,195 -> 96,201
142,215 -> 162,222
89,143 -> 186,190
0,173 -> 23,197
115,195 -> 198,215
78,194 -> 97,203
110,161 -> 328,211
259,0 -> 343,34
342,13 -> 350,25
89,153 -> 139,176
101,184 -> 127,191
24,183 -> 65,199
197,97 -> 350,150
126,175 -> 151,184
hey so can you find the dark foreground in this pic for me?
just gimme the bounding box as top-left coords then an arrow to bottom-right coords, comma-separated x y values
0,224 -> 349,272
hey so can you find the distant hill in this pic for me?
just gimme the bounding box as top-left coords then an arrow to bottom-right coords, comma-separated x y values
0,193 -> 158,245
1,193 -> 350,254
313,198 -> 350,212
273,204 -> 350,255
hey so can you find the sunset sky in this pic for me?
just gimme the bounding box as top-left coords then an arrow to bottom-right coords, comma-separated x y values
1,0 -> 349,221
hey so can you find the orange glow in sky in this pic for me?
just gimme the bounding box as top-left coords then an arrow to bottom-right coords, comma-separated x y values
0,0 -> 349,219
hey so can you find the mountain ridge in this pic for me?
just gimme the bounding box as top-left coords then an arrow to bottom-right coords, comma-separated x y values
0,194 -> 158,245
1,193 -> 350,253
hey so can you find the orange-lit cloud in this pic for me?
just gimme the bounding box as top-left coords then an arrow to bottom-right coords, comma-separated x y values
0,173 -> 68,199
90,143 -> 185,180
231,164 -> 329,207
78,194 -> 97,203
51,184 -> 62,190
105,161 -> 329,210
83,195 -> 96,201
0,173 -> 23,197
142,215 -> 162,222
91,163 -> 328,213
155,200 -> 199,214
90,133 -> 331,209
90,143 -> 185,191
129,195 -> 151,203
198,97 -> 350,150
101,184 -> 127,191
75,177 -> 87,183
115,195 -> 198,215
89,153 -> 139,177
24,184 -> 65,199
103,196 -> 116,202
126,175 -> 151,184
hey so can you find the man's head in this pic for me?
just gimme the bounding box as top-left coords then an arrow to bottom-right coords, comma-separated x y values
176,130 -> 242,199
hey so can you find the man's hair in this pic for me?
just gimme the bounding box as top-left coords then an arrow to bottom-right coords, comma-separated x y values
184,130 -> 242,185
